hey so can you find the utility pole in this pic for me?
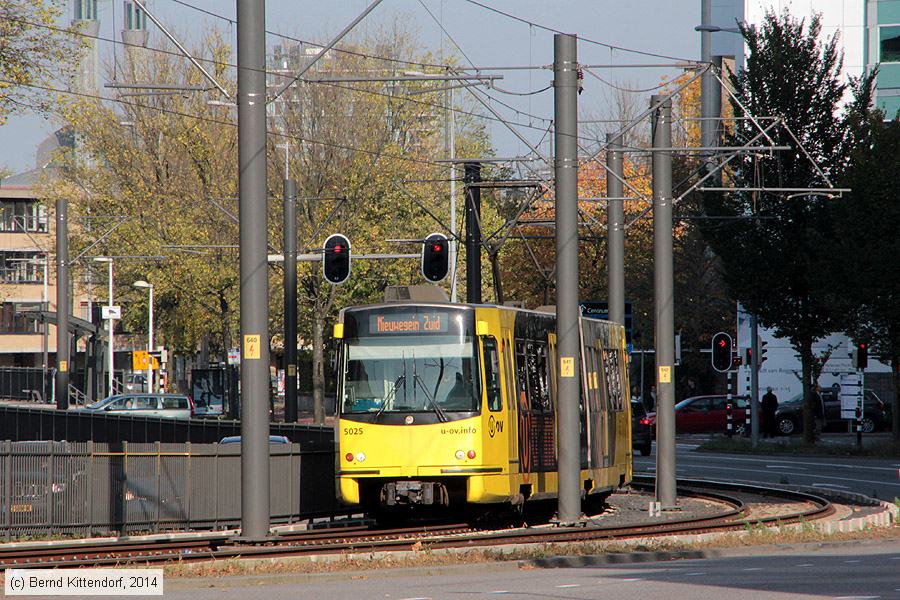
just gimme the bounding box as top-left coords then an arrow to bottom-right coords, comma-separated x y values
750,314 -> 760,448
651,94 -> 677,508
55,198 -> 69,410
554,33 -> 581,525
699,0 -> 722,184
237,0 -> 271,542
606,132 -> 625,327
284,178 -> 298,423
464,162 -> 482,304
447,87 -> 458,303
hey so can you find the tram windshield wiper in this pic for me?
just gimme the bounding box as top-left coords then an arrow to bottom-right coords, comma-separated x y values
374,375 -> 405,421
413,374 -> 447,423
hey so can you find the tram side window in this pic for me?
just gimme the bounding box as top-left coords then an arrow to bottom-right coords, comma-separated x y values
602,348 -> 624,412
482,337 -> 502,411
515,340 -> 529,411
527,341 -> 551,412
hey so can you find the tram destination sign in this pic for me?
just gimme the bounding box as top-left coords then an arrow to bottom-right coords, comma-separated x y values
370,311 -> 449,334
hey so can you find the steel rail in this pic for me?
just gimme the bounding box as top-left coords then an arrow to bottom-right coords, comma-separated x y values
0,480 -> 835,568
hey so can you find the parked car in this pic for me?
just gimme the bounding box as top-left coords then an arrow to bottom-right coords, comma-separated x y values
218,435 -> 289,444
647,394 -> 752,436
774,389 -> 888,435
77,393 -> 194,419
631,399 -> 653,456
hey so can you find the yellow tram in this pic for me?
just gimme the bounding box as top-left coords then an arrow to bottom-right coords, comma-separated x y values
334,300 -> 632,518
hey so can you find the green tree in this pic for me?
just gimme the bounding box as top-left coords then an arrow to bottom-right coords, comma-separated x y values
831,114 -> 900,447
701,10 -> 871,443
0,0 -> 80,125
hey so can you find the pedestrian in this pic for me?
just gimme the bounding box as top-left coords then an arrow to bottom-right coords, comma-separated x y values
648,385 -> 657,412
761,386 -> 778,438
680,377 -> 698,402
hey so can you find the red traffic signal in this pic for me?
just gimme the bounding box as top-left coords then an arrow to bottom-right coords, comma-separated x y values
323,234 -> 351,284
851,342 -> 868,370
422,232 -> 449,282
711,332 -> 733,372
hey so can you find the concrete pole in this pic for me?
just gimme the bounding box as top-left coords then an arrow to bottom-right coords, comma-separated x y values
237,0 -> 271,541
464,162 -> 482,304
750,313 -> 760,448
284,178 -> 298,423
448,88 -> 458,303
554,33 -> 581,525
55,198 -> 69,410
651,94 -> 677,508
700,0 -> 714,154
606,133 -> 625,326
700,0 -> 722,186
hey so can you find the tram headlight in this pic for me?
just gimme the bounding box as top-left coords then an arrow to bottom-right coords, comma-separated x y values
455,450 -> 465,460
356,452 -> 366,462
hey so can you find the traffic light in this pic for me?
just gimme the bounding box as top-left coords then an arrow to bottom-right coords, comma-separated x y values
759,340 -> 768,364
323,234 -> 351,284
851,342 -> 868,370
421,232 -> 450,282
711,332 -> 733,372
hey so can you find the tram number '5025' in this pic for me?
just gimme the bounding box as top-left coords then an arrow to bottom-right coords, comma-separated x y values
343,427 -> 364,435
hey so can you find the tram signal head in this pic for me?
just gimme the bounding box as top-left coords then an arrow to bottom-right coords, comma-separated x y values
323,234 -> 351,284
421,233 -> 449,282
851,341 -> 868,370
711,332 -> 733,372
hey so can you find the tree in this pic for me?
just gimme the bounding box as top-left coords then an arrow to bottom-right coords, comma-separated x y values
702,10 -> 872,443
831,114 -> 900,447
52,33 -> 242,362
0,0 -> 80,125
266,30 -> 493,423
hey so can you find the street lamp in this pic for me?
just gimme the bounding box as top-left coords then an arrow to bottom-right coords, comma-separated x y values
93,257 -> 115,397
133,280 -> 153,393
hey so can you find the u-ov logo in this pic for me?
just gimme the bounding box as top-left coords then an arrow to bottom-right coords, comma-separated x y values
488,415 -> 503,438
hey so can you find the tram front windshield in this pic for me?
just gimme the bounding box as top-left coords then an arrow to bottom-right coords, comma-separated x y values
342,335 -> 480,414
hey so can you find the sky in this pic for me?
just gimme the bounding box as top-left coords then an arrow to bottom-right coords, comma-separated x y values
0,0 -> 702,174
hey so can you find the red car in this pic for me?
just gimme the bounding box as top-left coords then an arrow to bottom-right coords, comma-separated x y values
647,394 -> 751,435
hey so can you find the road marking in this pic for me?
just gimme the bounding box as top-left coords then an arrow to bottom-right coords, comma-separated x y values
556,584 -> 580,588
621,578 -> 643,582
685,572 -> 706,576
686,455 -> 899,472
843,560 -> 862,563
765,464 -> 808,470
487,592 -> 509,595
663,463 -> 900,489
832,596 -> 880,599
743,567 -> 763,571
796,564 -> 814,567
812,483 -> 850,489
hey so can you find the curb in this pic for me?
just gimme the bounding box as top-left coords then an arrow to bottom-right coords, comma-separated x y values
527,549 -> 716,568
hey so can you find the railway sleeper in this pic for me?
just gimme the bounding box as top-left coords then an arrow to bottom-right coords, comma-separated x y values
382,481 -> 450,507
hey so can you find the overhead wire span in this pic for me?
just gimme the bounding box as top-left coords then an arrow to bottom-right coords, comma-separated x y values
6,13 -> 565,139
2,79 -> 453,170
459,0 -> 698,64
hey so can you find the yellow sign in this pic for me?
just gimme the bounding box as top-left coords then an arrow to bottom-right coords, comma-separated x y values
151,357 -> 160,370
287,364 -> 296,376
658,365 -> 672,383
133,351 -> 150,370
59,360 -> 68,373
244,334 -> 261,360
560,356 -> 574,378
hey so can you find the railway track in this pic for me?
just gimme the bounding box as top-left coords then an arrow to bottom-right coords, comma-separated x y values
0,479 -> 835,569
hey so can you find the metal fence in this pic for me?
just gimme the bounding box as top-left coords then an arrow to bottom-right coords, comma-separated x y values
0,440 -> 337,538
0,405 -> 334,445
